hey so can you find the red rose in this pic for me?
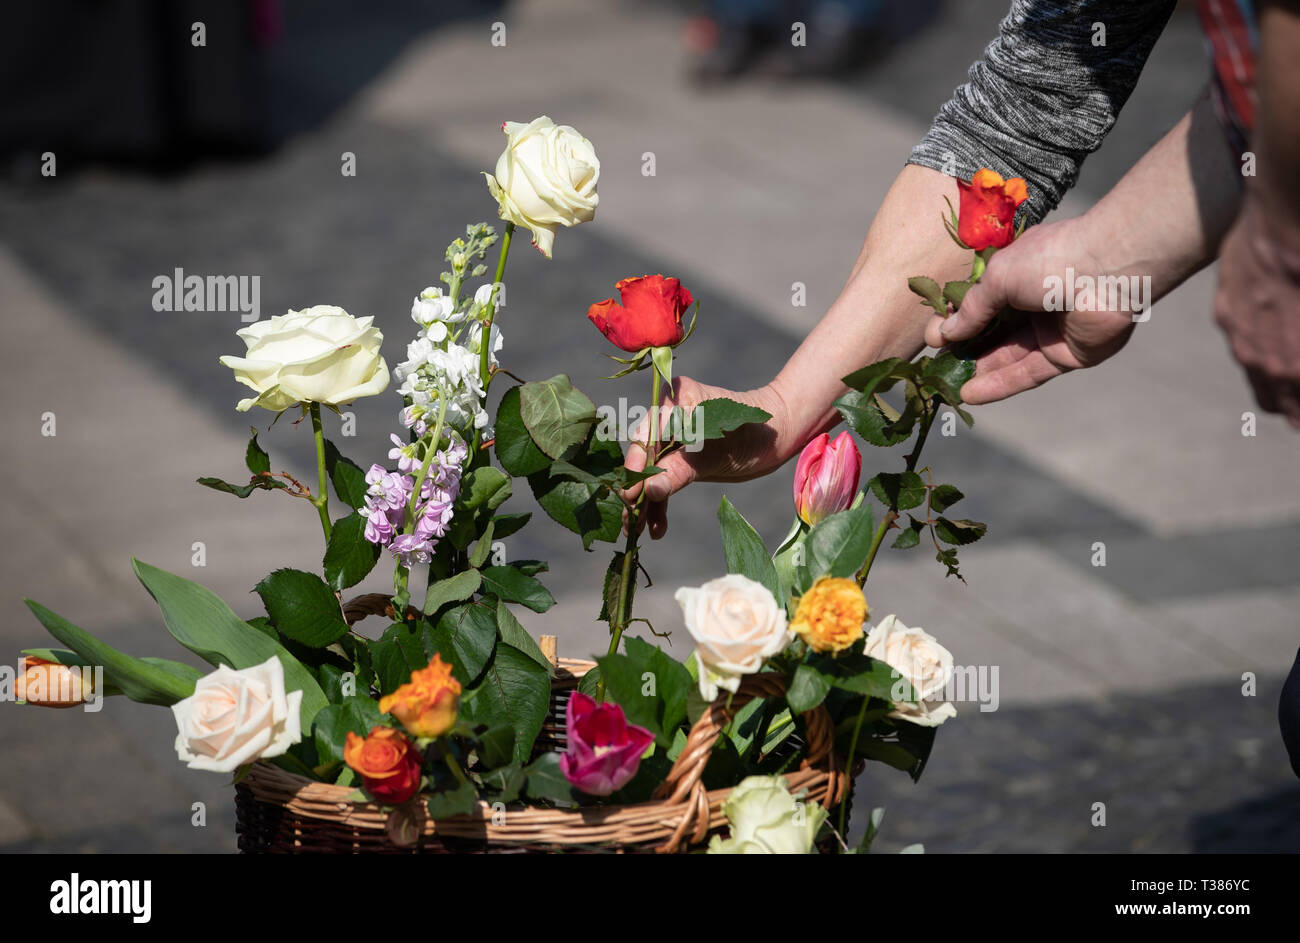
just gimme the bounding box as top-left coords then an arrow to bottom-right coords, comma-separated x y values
586,275 -> 694,351
956,169 -> 1028,251
344,726 -> 424,804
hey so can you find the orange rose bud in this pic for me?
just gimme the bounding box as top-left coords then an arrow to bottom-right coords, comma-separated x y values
379,653 -> 461,739
344,726 -> 424,804
956,168 -> 1028,251
15,656 -> 93,708
791,577 -> 869,654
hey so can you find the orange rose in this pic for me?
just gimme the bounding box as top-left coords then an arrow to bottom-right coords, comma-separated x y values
790,577 -> 868,654
379,653 -> 461,739
344,726 -> 424,804
15,656 -> 94,708
956,168 -> 1028,251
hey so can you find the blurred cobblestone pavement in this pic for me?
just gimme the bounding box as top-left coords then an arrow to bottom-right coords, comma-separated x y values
1,0 -> 1296,852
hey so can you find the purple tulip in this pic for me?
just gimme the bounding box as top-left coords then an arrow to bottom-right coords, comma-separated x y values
559,692 -> 655,796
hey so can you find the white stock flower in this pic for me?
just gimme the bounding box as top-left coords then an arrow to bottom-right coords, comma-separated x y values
412,287 -> 463,326
675,574 -> 792,701
707,776 -> 827,854
219,305 -> 389,412
862,615 -> 957,727
483,116 -> 599,258
171,656 -> 303,772
474,282 -> 503,313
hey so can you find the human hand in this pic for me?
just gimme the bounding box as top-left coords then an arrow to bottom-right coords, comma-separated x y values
922,219 -> 1141,404
1213,202 -> 1300,428
622,377 -> 793,539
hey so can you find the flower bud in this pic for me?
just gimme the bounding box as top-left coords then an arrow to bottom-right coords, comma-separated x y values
792,432 -> 861,526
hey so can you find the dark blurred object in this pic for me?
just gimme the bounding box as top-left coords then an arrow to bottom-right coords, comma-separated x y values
1282,648 -> 1300,779
686,0 -> 927,83
0,0 -> 279,174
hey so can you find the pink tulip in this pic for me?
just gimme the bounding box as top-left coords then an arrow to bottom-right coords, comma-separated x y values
559,691 -> 654,796
792,431 -> 862,526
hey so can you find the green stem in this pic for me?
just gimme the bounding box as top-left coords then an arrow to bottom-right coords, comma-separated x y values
856,386 -> 935,588
478,222 -> 514,392
838,695 -> 870,840
596,365 -> 663,702
309,403 -> 332,545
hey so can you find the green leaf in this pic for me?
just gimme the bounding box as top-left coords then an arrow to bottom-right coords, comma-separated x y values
891,516 -> 925,549
461,643 -> 550,764
476,725 -> 517,769
840,357 -> 907,396
479,565 -> 555,613
479,763 -> 525,802
907,277 -> 945,316
423,569 -> 482,615
312,695 -> 387,766
802,501 -> 875,580
680,398 -> 771,443
929,484 -> 964,514
432,603 -> 499,684
21,602 -> 197,705
942,280 -> 971,310
868,472 -> 927,511
426,780 -> 479,819
468,520 -> 495,569
650,345 -> 674,386
196,475 -> 288,499
255,568 -> 351,648
934,517 -> 987,546
834,390 -> 912,448
596,636 -> 692,747
490,511 -> 531,540
495,385 -> 552,477
324,440 -> 368,510
519,374 -> 597,460
131,560 -> 328,729
460,466 -> 512,511
597,551 -> 635,624
245,427 -> 271,474
786,663 -> 832,714
772,518 -> 809,600
494,599 -> 553,673
322,512 -> 381,591
717,496 -> 780,598
523,753 -> 577,806
371,621 -> 438,695
527,432 -> 624,549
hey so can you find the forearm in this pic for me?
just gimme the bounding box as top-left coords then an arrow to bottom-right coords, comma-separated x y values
766,164 -> 972,458
1248,1 -> 1300,246
1078,90 -> 1242,299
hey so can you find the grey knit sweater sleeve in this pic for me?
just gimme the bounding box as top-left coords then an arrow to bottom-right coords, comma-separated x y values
908,0 -> 1177,223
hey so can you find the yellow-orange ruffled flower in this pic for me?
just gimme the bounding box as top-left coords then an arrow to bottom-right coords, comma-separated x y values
379,653 -> 461,739
790,578 -> 868,654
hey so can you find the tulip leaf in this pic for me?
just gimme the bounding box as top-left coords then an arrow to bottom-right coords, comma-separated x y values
131,560 -> 328,729
255,568 -> 352,648
717,496 -> 780,599
801,501 -> 875,582
772,518 -> 810,600
324,439 -> 369,510
21,602 -> 198,706
322,511 -> 381,591
868,472 -> 927,511
519,374 -> 598,460
461,643 -> 550,765
495,385 -> 552,477
312,695 -> 387,766
423,569 -> 482,615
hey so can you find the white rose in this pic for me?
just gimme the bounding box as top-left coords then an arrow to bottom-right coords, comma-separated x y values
483,116 -> 599,258
171,656 -> 303,772
220,305 -> 389,412
862,615 -> 957,727
707,776 -> 827,854
675,574 -> 792,701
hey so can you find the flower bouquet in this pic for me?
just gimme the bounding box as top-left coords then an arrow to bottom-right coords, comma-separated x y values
16,117 -> 1010,854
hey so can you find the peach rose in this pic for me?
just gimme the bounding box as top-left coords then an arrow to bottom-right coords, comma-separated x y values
171,656 -> 303,772
675,574 -> 792,701
379,653 -> 461,739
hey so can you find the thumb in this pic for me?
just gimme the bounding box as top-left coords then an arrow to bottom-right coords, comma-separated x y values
933,263 -> 1007,344
642,448 -> 699,502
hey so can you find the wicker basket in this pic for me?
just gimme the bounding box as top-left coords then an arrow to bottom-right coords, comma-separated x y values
234,594 -> 850,854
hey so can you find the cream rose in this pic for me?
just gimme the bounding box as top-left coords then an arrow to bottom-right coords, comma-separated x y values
220,305 -> 389,412
171,656 -> 303,772
862,615 -> 957,727
483,116 -> 599,258
675,574 -> 792,701
707,776 -> 827,854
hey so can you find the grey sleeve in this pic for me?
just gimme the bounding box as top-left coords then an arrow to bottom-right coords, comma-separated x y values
908,0 -> 1177,223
